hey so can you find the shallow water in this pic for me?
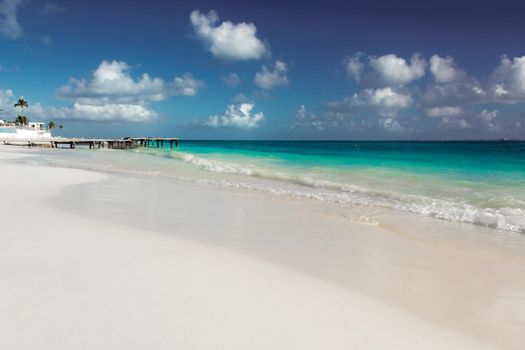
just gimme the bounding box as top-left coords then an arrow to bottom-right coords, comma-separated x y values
15,140 -> 525,233
135,141 -> 525,233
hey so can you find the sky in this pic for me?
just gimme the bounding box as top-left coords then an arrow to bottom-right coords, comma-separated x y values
0,0 -> 524,139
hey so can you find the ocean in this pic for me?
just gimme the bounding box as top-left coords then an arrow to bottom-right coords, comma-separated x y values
34,140 -> 525,233
116,140 -> 523,233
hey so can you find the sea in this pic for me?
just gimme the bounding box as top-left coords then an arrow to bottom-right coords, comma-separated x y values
37,140 -> 525,233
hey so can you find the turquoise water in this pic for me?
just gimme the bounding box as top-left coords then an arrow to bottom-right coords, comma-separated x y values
132,141 -> 525,232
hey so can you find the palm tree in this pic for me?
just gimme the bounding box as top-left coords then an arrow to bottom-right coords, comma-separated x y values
48,121 -> 56,131
14,98 -> 28,116
15,115 -> 28,126
59,124 -> 64,137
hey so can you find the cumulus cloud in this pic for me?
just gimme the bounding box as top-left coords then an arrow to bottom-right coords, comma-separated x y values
326,87 -> 413,129
221,72 -> 241,87
321,53 -> 525,135
31,102 -> 156,122
345,53 -> 426,87
323,92 -> 412,132
343,52 -> 365,83
421,54 -> 486,109
370,54 -> 426,86
439,116 -> 471,129
1,89 -> 150,124
424,106 -> 469,128
421,78 -> 486,107
429,55 -> 465,83
424,106 -> 463,117
171,73 -> 205,96
63,103 -> 156,122
352,87 -> 412,109
58,60 -> 166,103
0,0 -> 24,39
330,87 -> 412,114
56,60 -> 202,122
0,88 -> 16,116
202,103 -> 264,128
477,109 -> 500,129
423,55 -> 525,107
293,104 -> 329,131
254,60 -> 289,89
379,118 -> 403,132
490,55 -> 525,101
190,10 -> 267,61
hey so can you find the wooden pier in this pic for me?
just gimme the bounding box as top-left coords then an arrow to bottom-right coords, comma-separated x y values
2,137 -> 179,149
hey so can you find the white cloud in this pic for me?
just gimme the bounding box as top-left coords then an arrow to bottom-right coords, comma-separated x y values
292,104 -> 328,131
317,53 -> 525,134
343,52 -> 365,83
477,109 -> 500,129
58,60 -> 166,103
0,0 -> 24,39
379,118 -> 403,132
327,87 -> 412,124
424,106 -> 469,128
30,102 -> 156,123
490,56 -> 525,101
421,79 -> 486,107
190,10 -> 267,61
424,55 -> 525,108
56,60 -> 203,122
345,53 -> 426,87
64,103 -> 156,122
351,87 -> 413,109
438,116 -> 471,129
429,55 -> 464,83
171,73 -> 205,96
230,93 -> 253,104
203,103 -> 264,128
254,60 -> 289,89
425,106 -> 463,117
369,54 -> 426,86
0,88 -> 156,123
295,104 -> 307,119
0,88 -> 16,117
221,72 -> 241,87
0,88 -> 14,102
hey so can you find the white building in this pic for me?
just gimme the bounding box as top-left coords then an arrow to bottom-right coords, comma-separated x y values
28,122 -> 46,130
0,122 -> 52,140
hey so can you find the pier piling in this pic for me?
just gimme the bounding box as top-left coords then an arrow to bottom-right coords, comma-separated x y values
4,137 -> 180,150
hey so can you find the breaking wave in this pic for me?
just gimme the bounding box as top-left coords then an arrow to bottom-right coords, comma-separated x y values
138,149 -> 525,233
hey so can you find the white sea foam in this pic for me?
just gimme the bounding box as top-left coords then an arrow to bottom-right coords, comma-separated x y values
79,148 -> 524,234
134,150 -> 525,233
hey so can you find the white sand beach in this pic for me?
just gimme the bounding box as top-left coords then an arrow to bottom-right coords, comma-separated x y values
1,147 -> 524,350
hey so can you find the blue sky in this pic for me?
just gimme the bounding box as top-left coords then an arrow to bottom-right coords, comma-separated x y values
0,0 -> 524,139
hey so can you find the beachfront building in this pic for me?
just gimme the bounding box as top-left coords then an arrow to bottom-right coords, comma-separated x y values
0,121 -> 52,140
28,122 -> 46,130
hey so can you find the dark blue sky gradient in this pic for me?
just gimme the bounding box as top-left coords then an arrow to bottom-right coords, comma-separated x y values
0,0 -> 524,139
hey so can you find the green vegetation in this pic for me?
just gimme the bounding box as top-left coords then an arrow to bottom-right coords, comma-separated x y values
13,98 -> 29,125
14,115 -> 28,125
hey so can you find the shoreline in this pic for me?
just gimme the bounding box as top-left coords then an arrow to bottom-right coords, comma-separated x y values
1,147 -> 524,349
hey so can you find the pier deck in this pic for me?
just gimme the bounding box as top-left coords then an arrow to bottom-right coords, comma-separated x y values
2,137 -> 179,149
